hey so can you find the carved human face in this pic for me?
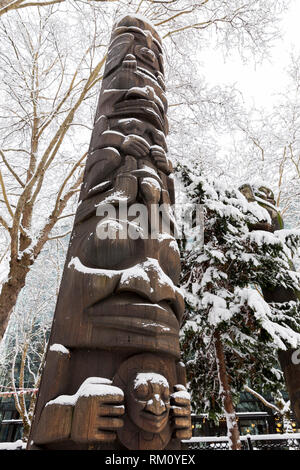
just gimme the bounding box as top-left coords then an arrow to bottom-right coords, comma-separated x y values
101,22 -> 167,133
127,373 -> 170,434
104,23 -> 163,84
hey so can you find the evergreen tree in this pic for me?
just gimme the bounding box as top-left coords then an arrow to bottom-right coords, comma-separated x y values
178,165 -> 300,449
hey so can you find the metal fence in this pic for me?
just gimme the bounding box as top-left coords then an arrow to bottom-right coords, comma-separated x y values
185,433 -> 300,450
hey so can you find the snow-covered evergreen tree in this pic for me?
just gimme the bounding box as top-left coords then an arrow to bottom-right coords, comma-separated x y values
178,165 -> 300,449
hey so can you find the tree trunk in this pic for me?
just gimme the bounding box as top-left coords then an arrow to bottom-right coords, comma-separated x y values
0,253 -> 33,340
214,330 -> 241,450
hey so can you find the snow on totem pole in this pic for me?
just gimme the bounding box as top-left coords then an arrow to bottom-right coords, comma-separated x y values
240,184 -> 300,424
28,15 -> 192,450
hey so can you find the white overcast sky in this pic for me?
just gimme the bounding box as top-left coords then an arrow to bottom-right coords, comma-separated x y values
200,0 -> 300,108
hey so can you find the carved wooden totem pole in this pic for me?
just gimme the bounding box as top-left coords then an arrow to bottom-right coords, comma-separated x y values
240,184 -> 300,424
28,15 -> 192,450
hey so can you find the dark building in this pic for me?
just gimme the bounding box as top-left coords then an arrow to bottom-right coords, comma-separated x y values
0,397 -> 23,443
191,391 -> 299,437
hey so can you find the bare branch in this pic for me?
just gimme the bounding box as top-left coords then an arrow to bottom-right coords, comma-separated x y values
32,169 -> 84,258
0,0 -> 120,17
47,230 -> 71,241
244,385 -> 280,414
0,169 -> 14,218
53,151 -> 87,215
0,215 -> 10,232
0,149 -> 25,187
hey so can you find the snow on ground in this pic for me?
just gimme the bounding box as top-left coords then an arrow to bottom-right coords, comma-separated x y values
0,439 -> 25,450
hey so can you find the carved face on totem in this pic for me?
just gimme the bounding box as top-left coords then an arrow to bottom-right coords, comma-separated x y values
113,354 -> 173,450
98,15 -> 167,132
239,183 -> 282,229
127,373 -> 170,433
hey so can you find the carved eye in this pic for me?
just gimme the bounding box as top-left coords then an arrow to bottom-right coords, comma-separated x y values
135,383 -> 150,400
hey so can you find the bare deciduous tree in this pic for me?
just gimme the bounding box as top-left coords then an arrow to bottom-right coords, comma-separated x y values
217,53 -> 300,230
0,6 -> 108,338
0,238 -> 66,440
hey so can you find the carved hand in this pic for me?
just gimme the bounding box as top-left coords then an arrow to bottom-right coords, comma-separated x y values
120,134 -> 150,157
170,384 -> 192,440
151,145 -> 171,173
71,379 -> 125,443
